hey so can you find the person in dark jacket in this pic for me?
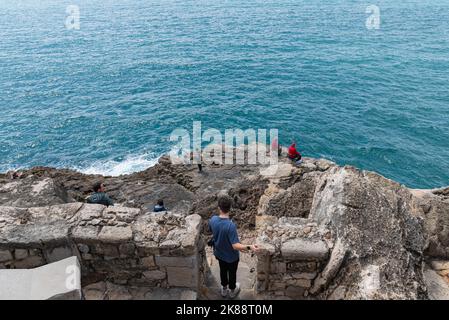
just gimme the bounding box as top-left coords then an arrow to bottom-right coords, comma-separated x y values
87,182 -> 114,206
153,199 -> 167,212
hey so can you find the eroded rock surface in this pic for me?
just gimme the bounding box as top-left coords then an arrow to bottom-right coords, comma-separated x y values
0,151 -> 448,300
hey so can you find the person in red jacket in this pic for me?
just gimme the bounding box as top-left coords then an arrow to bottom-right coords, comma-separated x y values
288,142 -> 302,164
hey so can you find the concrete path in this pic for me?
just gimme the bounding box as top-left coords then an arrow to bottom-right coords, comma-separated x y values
201,248 -> 257,300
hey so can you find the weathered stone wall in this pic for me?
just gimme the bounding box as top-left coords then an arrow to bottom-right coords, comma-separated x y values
0,204 -> 203,291
1,153 -> 448,300
254,161 -> 440,300
255,216 -> 330,299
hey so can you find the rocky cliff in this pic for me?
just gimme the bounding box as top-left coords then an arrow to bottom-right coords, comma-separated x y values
0,152 -> 448,300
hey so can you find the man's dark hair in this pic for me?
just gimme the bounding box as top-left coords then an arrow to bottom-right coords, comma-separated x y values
157,199 -> 164,206
218,195 -> 232,213
93,182 -> 103,193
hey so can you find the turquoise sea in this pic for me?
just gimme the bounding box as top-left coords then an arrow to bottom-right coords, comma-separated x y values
0,0 -> 448,188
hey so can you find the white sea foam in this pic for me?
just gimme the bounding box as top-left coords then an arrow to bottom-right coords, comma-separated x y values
77,153 -> 161,176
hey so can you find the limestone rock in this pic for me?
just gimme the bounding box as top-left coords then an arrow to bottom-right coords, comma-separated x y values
0,250 -> 12,262
0,177 -> 71,207
166,266 -> 198,288
310,238 -> 347,295
0,150 -> 448,300
423,268 -> 449,300
83,282 -> 107,300
98,226 -> 133,242
431,260 -> 449,271
143,270 -> 166,280
281,239 -> 328,261
14,249 -> 28,260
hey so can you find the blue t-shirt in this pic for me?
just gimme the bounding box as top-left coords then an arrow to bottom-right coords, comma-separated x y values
208,215 -> 240,263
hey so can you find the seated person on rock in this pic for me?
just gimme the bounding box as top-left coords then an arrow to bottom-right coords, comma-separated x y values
153,199 -> 167,212
11,171 -> 23,179
288,142 -> 302,165
86,182 -> 114,207
208,195 -> 259,299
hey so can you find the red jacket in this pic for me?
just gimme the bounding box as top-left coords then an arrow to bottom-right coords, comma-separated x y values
288,143 -> 301,159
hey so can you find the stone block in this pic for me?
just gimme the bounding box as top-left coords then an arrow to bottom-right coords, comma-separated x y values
119,243 -> 136,257
14,255 -> 45,269
98,226 -> 133,243
71,226 -> 99,242
94,244 -> 119,257
103,206 -> 140,223
143,269 -> 166,280
257,272 -> 267,281
83,282 -> 106,300
78,204 -> 104,220
256,279 -> 267,292
14,249 -> 29,260
155,256 -> 196,268
181,214 -> 201,250
268,281 -> 285,291
27,203 -> 82,221
292,272 -> 317,280
3,222 -> 69,246
293,279 -> 312,288
29,249 -> 41,256
46,246 -> 73,263
141,256 -> 155,268
106,282 -> 132,300
256,242 -> 276,255
286,261 -> 317,273
256,255 -> 270,273
77,244 -> 90,254
285,286 -> 306,298
136,242 -> 159,256
281,239 -> 328,260
270,262 -> 286,273
0,250 -> 13,262
166,266 -> 198,288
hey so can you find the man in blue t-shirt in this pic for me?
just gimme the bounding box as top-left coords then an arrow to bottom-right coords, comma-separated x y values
208,195 -> 259,299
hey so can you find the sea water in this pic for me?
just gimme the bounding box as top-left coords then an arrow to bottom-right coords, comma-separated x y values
0,0 -> 448,188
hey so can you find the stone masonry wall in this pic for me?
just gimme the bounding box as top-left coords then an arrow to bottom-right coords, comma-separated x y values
255,216 -> 331,299
0,203 -> 203,291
